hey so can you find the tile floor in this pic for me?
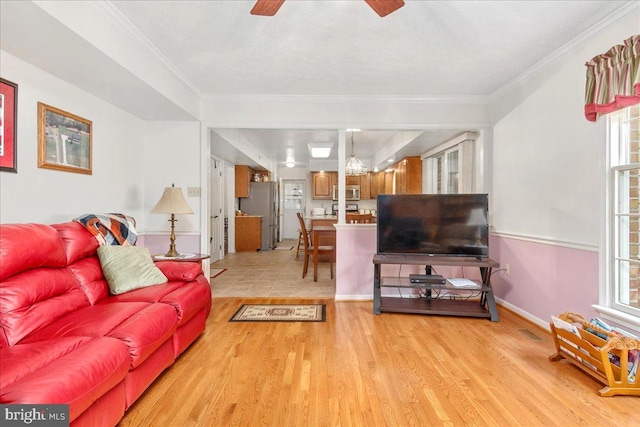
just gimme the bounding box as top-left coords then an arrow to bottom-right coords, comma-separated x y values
209,240 -> 336,298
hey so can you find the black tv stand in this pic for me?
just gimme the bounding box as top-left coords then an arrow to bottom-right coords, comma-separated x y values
372,254 -> 500,321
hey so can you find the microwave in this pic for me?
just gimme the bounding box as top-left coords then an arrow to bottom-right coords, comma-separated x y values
333,185 -> 360,201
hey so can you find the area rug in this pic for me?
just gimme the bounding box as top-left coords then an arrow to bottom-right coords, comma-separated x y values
229,304 -> 326,322
210,268 -> 227,278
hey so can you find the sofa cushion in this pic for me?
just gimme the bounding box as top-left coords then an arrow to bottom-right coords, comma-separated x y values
97,246 -> 167,295
0,336 -> 129,422
108,277 -> 211,324
52,221 -> 100,265
66,257 -> 110,304
20,302 -> 178,369
0,223 -> 67,281
0,268 -> 91,346
154,261 -> 204,282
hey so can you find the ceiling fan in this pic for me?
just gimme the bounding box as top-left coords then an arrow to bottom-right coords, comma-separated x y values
250,0 -> 405,17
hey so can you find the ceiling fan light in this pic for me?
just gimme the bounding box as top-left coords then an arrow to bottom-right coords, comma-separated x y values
250,0 -> 285,16
365,0 -> 405,17
286,161 -> 295,168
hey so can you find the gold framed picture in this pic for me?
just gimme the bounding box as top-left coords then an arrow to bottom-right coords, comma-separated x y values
38,102 -> 92,174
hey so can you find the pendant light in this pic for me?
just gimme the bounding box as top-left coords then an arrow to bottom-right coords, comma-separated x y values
345,131 -> 368,176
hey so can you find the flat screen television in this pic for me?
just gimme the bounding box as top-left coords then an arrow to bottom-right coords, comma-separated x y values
377,194 -> 489,258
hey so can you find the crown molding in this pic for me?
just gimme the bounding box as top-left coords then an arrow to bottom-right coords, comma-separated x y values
489,1 -> 640,102
200,93 -> 491,104
76,1 -> 639,109
94,1 -> 202,96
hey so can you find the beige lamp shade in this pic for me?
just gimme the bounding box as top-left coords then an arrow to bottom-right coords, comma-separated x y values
151,185 -> 194,215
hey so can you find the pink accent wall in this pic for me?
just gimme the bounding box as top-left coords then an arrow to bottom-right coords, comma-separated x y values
335,226 -> 377,297
335,228 -> 600,324
489,235 -> 599,322
138,234 -> 201,256
335,227 -> 486,299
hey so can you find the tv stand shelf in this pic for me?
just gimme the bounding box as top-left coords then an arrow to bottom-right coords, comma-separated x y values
373,254 -> 500,321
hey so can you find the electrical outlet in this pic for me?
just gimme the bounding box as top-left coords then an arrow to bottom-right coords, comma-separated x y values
187,187 -> 201,197
505,263 -> 510,276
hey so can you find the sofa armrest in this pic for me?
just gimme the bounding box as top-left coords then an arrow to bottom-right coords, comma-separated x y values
154,261 -> 203,282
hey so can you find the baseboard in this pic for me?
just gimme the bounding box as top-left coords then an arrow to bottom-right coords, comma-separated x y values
495,297 -> 550,332
336,294 -> 551,332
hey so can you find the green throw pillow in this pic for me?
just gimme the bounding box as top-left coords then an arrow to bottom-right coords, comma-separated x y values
97,245 -> 168,295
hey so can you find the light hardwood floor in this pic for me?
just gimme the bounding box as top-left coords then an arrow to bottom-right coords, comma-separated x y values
119,297 -> 638,426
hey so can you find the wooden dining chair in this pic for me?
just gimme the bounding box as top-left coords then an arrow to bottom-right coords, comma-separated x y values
346,213 -> 373,223
294,227 -> 312,259
297,212 -> 333,279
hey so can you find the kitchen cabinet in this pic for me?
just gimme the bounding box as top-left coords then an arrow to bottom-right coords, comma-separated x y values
384,170 -> 394,194
235,165 -> 253,198
359,172 -> 371,199
345,176 -> 360,185
394,156 -> 422,194
235,216 -> 262,251
395,159 -> 407,194
235,166 -> 271,197
372,157 -> 421,196
371,172 -> 385,197
311,172 -> 337,199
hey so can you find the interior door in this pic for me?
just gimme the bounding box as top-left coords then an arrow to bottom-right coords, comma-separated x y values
209,157 -> 223,262
282,180 -> 305,239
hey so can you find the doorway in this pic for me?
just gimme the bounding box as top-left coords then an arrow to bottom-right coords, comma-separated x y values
209,157 -> 224,263
282,180 -> 306,239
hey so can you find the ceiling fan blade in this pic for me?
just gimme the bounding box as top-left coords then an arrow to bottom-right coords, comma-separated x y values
364,0 -> 405,17
250,0 -> 285,16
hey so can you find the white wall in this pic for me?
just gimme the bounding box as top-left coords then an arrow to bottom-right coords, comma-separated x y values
488,11 -> 640,326
492,74 -> 602,246
200,95 -> 490,130
0,51 -> 146,226
491,11 -> 639,247
142,121 -> 202,233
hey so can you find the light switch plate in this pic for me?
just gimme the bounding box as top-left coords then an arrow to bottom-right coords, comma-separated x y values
187,187 -> 201,197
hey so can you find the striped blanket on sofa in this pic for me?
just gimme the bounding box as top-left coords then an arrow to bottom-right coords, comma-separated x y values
74,213 -> 137,246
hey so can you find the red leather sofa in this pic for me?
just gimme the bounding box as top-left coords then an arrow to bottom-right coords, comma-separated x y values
0,222 -> 211,426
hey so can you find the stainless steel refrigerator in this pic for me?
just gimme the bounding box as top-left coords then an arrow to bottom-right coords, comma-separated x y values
240,182 -> 278,251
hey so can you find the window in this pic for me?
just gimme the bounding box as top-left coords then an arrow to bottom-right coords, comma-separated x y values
426,137 -> 475,194
608,105 -> 640,320
432,147 -> 459,194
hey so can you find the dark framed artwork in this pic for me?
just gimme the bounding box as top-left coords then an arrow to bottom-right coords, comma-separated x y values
0,78 -> 18,173
38,102 -> 92,175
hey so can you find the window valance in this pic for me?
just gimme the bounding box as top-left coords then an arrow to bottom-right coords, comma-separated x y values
584,34 -> 640,122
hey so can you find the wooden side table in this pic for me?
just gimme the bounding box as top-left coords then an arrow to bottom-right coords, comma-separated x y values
152,253 -> 210,263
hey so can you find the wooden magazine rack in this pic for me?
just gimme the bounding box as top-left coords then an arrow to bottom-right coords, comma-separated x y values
549,312 -> 639,396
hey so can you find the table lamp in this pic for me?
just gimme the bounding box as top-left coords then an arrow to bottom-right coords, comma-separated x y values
151,184 -> 194,257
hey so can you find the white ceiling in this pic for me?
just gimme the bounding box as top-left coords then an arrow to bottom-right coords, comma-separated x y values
1,1 -> 633,171
111,0 -> 626,97
108,0 -> 629,170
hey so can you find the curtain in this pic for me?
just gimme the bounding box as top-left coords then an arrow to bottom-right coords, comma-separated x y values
584,34 -> 640,122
